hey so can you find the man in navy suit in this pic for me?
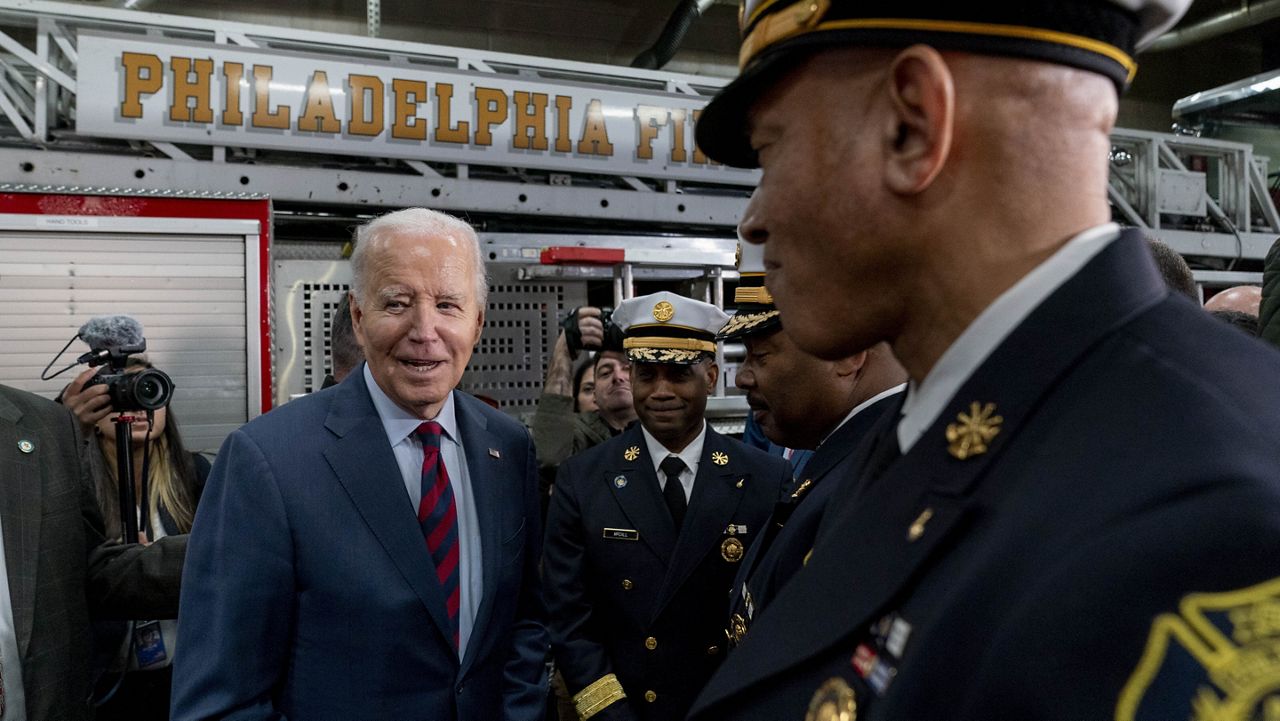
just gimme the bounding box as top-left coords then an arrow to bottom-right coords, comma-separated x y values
171,208 -> 547,721
688,1 -> 1280,720
543,292 -> 788,721
718,241 -> 905,646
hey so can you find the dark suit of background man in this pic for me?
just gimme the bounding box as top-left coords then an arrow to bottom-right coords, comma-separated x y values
172,208 -> 548,721
0,384 -> 185,721
717,241 -> 906,647
544,291 -> 788,721
689,1 -> 1280,720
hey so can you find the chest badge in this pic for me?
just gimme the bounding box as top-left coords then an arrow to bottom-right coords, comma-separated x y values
721,537 -> 745,563
613,475 -> 628,488
805,677 -> 857,721
945,401 -> 1003,460
623,446 -> 640,462
17,439 -> 34,454
712,451 -> 729,466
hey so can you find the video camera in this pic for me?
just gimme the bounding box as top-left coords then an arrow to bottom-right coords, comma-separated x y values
77,315 -> 174,412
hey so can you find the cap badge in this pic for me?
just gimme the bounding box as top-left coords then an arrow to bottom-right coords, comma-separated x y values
721,536 -> 745,563
17,439 -> 34,454
614,475 -> 628,488
805,677 -> 857,721
712,451 -> 729,466
945,402 -> 1003,460
652,301 -> 675,323
623,446 -> 640,462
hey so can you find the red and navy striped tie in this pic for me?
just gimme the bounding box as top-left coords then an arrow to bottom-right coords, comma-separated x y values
415,421 -> 460,651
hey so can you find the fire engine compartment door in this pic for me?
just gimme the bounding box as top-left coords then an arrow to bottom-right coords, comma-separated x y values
0,213 -> 263,454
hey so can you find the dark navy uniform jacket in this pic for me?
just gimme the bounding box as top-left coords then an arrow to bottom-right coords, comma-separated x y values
689,230 -> 1280,721
545,423 -> 787,721
726,391 -> 901,644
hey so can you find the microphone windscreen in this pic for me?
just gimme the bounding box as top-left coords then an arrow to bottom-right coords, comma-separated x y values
79,315 -> 145,350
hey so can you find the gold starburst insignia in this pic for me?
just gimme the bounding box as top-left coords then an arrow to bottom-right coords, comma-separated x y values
652,301 -> 675,322
712,451 -> 729,466
945,402 -> 1003,460
623,446 -> 640,462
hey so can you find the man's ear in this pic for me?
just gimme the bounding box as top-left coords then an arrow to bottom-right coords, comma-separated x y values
704,360 -> 720,393
349,291 -> 367,348
882,45 -> 955,195
833,351 -> 867,379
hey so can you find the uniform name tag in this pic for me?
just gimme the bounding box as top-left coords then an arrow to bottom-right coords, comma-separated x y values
603,528 -> 639,541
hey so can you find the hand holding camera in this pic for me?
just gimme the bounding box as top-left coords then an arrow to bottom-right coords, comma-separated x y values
63,367 -> 114,430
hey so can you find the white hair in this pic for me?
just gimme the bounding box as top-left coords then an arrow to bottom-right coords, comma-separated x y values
349,207 -> 489,308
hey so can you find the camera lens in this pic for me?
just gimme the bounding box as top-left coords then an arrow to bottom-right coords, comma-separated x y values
126,368 -> 174,411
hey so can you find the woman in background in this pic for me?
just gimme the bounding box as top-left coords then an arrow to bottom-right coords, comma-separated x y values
62,357 -> 209,721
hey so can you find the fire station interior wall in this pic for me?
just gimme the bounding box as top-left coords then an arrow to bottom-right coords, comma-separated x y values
0,220 -> 257,455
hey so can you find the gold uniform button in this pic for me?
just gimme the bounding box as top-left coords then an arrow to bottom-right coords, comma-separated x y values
644,636 -> 658,650
622,579 -> 634,590
706,645 -> 720,656
644,690 -> 657,703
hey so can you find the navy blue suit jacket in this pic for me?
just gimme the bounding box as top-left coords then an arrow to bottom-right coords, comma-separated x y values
726,390 -> 900,639
171,371 -> 548,721
689,230 -> 1280,721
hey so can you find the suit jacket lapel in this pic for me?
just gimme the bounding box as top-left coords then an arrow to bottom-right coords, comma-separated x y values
655,429 -> 745,615
732,392 -> 902,612
454,392 -> 505,672
322,376 -> 456,656
605,425 -> 677,564
695,230 -> 1170,708
0,394 -> 38,657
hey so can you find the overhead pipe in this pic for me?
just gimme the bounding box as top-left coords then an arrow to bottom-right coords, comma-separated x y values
1147,0 -> 1280,52
631,0 -> 717,70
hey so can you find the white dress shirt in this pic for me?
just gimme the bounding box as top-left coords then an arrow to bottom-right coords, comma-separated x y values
897,223 -> 1120,452
364,365 -> 483,655
0,515 -> 26,721
642,421 -> 708,502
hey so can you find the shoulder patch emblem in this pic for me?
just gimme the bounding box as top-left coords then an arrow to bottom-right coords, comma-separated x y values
623,446 -> 640,462
1116,576 -> 1280,721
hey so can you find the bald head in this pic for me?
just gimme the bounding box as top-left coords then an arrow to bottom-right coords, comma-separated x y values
1204,286 -> 1261,316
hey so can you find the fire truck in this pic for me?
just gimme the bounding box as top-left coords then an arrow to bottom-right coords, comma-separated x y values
1,0 -> 1276,451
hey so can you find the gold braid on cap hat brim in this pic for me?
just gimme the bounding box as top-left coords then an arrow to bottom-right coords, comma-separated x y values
720,309 -> 781,337
739,3 -> 1138,83
624,336 -> 717,363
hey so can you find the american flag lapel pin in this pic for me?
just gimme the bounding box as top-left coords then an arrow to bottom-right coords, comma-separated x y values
488,448 -> 501,459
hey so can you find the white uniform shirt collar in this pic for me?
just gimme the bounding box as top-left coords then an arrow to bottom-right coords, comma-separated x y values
642,420 -> 708,479
364,363 -> 459,445
897,223 -> 1120,452
821,383 -> 908,448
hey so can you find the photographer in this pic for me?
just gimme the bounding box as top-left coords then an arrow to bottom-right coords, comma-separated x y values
60,357 -> 207,721
531,307 -> 636,482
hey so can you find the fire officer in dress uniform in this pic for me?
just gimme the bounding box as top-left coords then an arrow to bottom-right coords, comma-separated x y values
686,1 -> 1280,721
543,291 -> 788,721
718,241 -> 906,649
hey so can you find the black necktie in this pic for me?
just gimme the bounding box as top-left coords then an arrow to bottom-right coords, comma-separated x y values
659,456 -> 688,529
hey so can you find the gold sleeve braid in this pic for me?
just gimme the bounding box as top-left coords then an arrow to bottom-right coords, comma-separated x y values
573,673 -> 627,720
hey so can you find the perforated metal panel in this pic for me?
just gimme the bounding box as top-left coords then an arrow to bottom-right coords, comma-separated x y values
273,260 -> 587,417
461,282 -> 573,412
